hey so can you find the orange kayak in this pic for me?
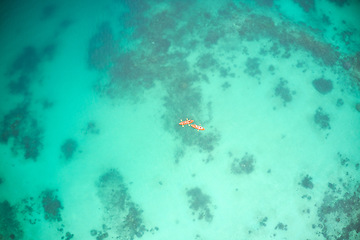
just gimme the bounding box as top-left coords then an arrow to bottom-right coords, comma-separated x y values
191,124 -> 205,131
179,119 -> 194,127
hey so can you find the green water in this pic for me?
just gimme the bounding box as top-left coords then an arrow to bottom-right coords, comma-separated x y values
0,0 -> 360,239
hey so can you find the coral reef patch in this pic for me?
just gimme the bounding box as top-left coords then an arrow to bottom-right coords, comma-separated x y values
312,78 -> 333,94
186,187 -> 214,222
316,169 -> 360,239
275,222 -> 288,231
274,79 -> 295,106
88,22 -> 118,71
231,153 -> 255,174
84,121 -> 100,135
0,103 -> 43,161
41,190 -> 63,222
314,107 -> 331,130
300,174 -> 314,189
96,169 -> 148,240
40,4 -> 57,21
293,0 -> 315,12
6,43 -> 57,97
61,139 -> 78,160
237,14 -> 339,66
0,200 -> 24,240
328,0 -> 349,7
244,57 -> 261,78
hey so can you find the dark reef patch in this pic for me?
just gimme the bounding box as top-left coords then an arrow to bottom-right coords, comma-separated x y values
260,217 -> 268,227
244,58 -> 261,78
91,5 -> 219,153
42,43 -> 57,61
231,153 -> 255,174
40,4 -> 57,20
314,151 -> 360,240
151,37 -> 171,54
63,232 -> 74,240
338,152 -> 350,167
88,22 -> 118,71
322,14 -> 331,25
219,67 -> 231,78
84,121 -> 100,135
8,75 -> 32,95
237,14 -> 339,66
123,204 -> 146,238
204,29 -> 224,48
186,187 -> 213,222
221,82 -> 231,90
336,98 -> 344,107
328,0 -> 349,7
0,103 -> 43,161
342,52 -> 360,72
89,224 -> 110,240
6,44 -> 58,96
274,79 -> 294,106
90,229 -> 97,236
7,46 -> 41,77
255,0 -> 274,7
174,147 -> 185,164
196,53 -> 218,70
312,78 -> 333,94
146,10 -> 177,37
96,232 -> 109,240
104,47 -> 163,99
341,30 -> 353,46
41,190 -> 63,222
300,174 -> 314,189
194,132 -> 220,153
162,80 -> 220,154
97,169 -> 129,211
61,139 -> 78,160
0,200 -> 24,240
268,65 -> 275,72
275,222 -> 288,231
59,19 -> 74,31
318,185 -> 360,239
293,0 -> 315,12
18,196 -> 41,225
268,43 -> 281,57
41,99 -> 54,109
96,169 -> 147,239
238,14 -> 276,41
314,107 -> 331,130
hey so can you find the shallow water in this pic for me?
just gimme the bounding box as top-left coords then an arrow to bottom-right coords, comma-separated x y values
0,0 -> 360,239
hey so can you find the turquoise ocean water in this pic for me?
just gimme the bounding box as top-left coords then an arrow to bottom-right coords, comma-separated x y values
0,0 -> 360,239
